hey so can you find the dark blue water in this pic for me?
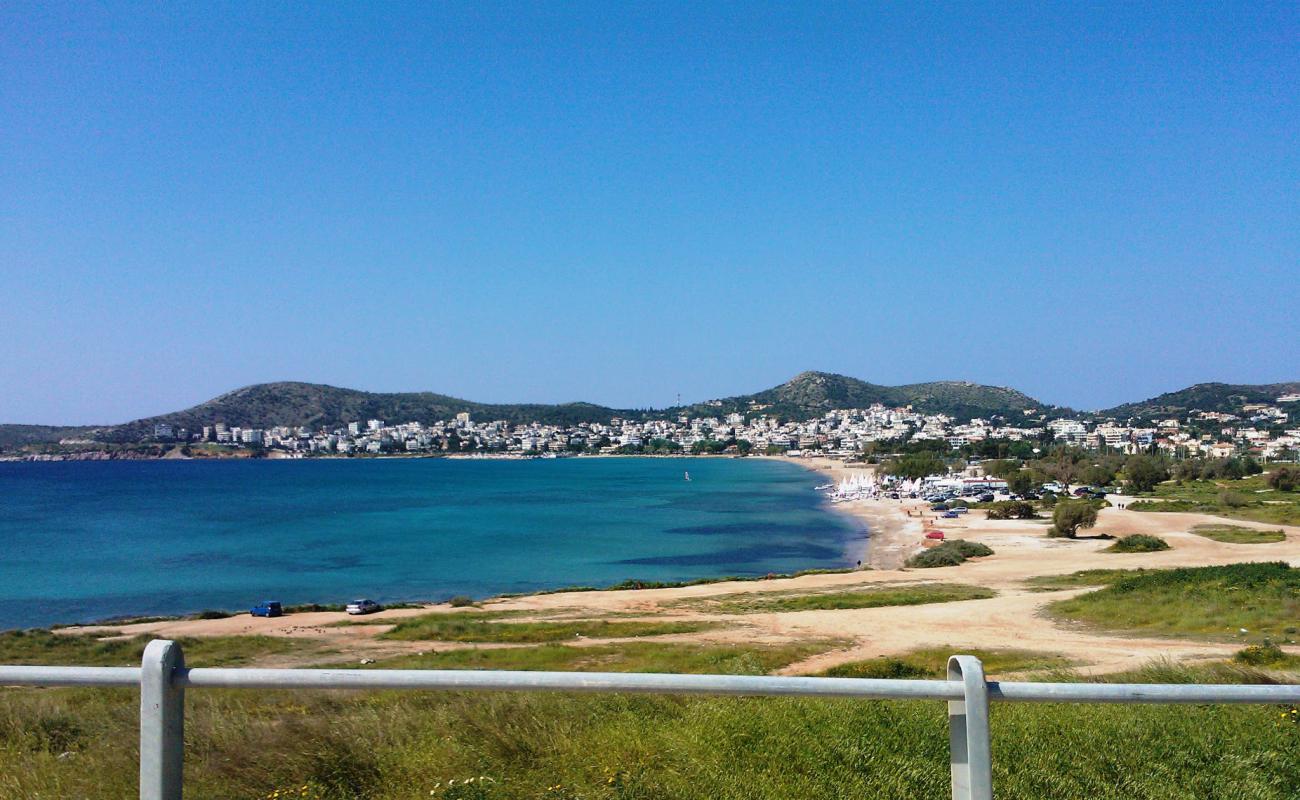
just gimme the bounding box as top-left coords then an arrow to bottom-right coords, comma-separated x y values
0,457 -> 864,629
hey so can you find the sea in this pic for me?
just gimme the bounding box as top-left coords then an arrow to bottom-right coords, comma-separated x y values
0,457 -> 865,630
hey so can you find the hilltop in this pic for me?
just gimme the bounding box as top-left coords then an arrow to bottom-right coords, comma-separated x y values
1100,382 -> 1300,421
679,371 -> 1053,421
87,382 -> 625,443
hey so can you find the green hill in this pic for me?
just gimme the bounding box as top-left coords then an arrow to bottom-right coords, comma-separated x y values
88,382 -> 626,443
1100,382 -> 1300,420
677,371 -> 1053,421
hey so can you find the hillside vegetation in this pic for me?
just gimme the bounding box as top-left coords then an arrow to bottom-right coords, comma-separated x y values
682,371 -> 1053,421
1100,381 -> 1300,420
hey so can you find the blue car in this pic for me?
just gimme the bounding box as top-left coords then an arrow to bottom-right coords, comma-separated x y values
250,600 -> 283,617
942,511 -> 960,519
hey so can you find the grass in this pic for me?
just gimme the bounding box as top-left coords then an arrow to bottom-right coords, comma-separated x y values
380,615 -> 714,643
1025,569 -> 1142,591
3,658 -> 1299,798
676,583 -> 995,614
516,567 -> 863,597
1104,534 -> 1171,553
818,647 -> 1074,679
1191,524 -> 1288,544
1048,562 -> 1300,642
0,630 -> 312,667
1129,476 -> 1300,526
367,640 -> 835,675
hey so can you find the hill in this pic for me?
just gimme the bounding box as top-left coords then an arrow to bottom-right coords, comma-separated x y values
0,424 -> 99,448
86,382 -> 627,443
1100,382 -> 1300,421
677,371 -> 1053,421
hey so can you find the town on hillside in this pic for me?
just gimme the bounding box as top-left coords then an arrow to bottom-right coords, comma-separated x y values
27,392 -> 1299,462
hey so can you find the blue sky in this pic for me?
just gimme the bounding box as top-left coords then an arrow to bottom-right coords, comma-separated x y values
2,3 -> 1297,423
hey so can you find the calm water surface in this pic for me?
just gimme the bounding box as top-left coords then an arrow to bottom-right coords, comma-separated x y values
0,457 -> 863,629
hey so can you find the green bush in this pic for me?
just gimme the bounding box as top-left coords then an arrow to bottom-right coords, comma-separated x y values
1105,535 -> 1171,554
1234,641 -> 1286,666
447,595 -> 476,608
905,549 -> 965,568
905,540 -> 994,568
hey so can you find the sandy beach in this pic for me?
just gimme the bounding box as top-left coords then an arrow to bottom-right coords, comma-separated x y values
69,456 -> 1300,677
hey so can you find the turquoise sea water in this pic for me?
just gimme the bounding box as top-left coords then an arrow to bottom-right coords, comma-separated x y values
0,457 -> 863,629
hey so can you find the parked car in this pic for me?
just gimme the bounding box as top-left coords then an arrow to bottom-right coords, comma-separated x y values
931,503 -> 949,511
346,598 -> 382,615
942,510 -> 959,519
978,493 -> 995,503
953,507 -> 969,514
250,600 -> 283,618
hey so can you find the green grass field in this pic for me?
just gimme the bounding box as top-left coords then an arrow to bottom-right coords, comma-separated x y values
2,654 -> 1297,799
1129,476 -> 1300,526
0,630 -> 316,667
818,647 -> 1074,679
367,640 -> 834,674
674,583 -> 994,614
380,615 -> 714,643
1191,524 -> 1288,544
1024,569 -> 1140,591
1048,562 -> 1300,641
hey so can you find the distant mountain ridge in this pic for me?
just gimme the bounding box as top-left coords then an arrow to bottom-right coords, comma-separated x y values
2,373 -> 1297,446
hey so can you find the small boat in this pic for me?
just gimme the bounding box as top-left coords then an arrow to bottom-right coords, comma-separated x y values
684,471 -> 692,481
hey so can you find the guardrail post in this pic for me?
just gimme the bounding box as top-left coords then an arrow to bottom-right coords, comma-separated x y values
141,640 -> 185,800
948,655 -> 992,800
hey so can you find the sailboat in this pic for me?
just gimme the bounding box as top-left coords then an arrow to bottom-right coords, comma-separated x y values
684,471 -> 692,482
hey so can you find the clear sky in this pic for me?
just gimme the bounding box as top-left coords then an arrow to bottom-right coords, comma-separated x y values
3,2 -> 1297,424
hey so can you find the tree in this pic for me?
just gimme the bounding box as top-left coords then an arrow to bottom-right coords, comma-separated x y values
1268,466 -> 1297,492
1006,470 -> 1040,497
1124,455 -> 1168,493
885,452 -> 946,481
982,459 -> 1020,479
1080,464 -> 1116,488
1050,499 -> 1097,538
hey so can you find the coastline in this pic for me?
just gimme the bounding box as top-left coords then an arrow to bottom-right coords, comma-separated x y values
775,455 -> 922,569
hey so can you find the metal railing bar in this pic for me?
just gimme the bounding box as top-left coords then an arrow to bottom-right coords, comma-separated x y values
989,681 -> 1300,704
0,666 -> 142,687
180,667 -> 966,699
6,666 -> 1300,707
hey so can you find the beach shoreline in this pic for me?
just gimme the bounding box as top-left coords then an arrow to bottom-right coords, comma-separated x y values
773,455 -> 922,569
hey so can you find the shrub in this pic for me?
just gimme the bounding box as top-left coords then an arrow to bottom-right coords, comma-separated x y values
1234,641 -> 1286,666
1051,500 -> 1098,538
1105,534 -> 1171,553
949,540 -> 994,558
905,540 -> 994,568
905,548 -> 965,568
447,595 -> 476,608
1218,490 -> 1250,508
1268,466 -> 1297,492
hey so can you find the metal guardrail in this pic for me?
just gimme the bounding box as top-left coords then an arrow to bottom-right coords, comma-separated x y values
3,640 -> 1300,800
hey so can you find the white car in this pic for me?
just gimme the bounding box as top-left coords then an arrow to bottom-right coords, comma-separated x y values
346,598 -> 381,615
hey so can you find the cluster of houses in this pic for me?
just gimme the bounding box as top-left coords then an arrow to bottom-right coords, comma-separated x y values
154,393 -> 1300,461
